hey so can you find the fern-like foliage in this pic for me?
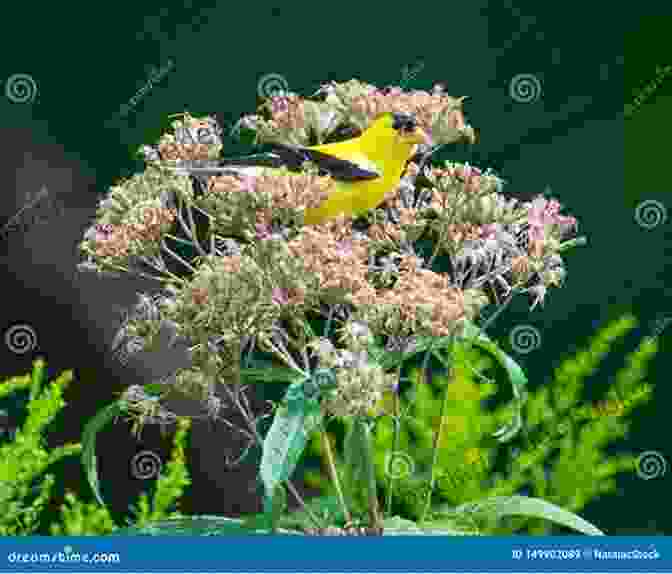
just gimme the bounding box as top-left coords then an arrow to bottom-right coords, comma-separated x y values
0,359 -> 81,535
0,359 -> 191,535
304,315 -> 656,534
52,417 -> 192,535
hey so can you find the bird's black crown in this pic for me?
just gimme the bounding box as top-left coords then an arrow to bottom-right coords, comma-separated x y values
391,112 -> 417,132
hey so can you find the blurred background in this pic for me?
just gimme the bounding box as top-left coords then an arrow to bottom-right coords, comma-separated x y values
0,0 -> 669,534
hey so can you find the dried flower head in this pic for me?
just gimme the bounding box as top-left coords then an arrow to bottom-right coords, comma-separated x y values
320,350 -> 396,418
155,112 -> 223,163
203,168 -> 333,236
286,217 -> 377,306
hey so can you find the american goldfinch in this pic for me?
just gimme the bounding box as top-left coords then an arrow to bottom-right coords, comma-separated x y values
172,112 -> 430,224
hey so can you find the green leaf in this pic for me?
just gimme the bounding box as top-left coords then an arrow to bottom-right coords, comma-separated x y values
381,516 -> 423,534
342,419 -> 371,514
258,378 -> 322,526
262,483 -> 288,532
458,321 -> 528,442
452,495 -> 605,535
29,359 -> 46,401
113,515 -> 295,535
377,324 -> 528,442
243,494 -> 345,531
143,383 -> 164,396
420,521 -> 482,535
81,401 -> 126,507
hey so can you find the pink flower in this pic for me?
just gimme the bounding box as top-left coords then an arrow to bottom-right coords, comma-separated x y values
272,288 -> 289,305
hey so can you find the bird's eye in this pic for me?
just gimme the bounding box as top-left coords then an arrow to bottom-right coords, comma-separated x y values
391,112 -> 417,133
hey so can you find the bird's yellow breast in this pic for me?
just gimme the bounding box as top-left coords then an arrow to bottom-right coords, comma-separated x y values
302,138 -> 414,225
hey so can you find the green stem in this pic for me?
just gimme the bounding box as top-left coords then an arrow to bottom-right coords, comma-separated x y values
420,351 -> 452,524
385,364 -> 403,516
320,426 -> 351,524
356,418 -> 381,530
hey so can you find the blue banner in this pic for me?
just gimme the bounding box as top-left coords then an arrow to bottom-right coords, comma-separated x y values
0,536 -> 669,572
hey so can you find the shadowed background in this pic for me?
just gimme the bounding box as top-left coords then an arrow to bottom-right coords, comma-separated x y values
0,1 -> 669,534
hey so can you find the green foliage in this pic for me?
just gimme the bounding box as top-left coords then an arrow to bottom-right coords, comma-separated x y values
54,416 -> 192,535
0,359 -> 81,535
304,315 -> 656,534
0,359 -> 192,535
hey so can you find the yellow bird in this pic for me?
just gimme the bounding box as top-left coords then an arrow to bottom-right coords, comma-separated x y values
173,112 -> 430,224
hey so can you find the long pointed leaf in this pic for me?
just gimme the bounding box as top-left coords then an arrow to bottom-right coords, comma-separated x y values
81,401 -> 126,506
459,321 -> 528,442
258,378 -> 322,525
113,515 -> 300,535
342,418 -> 371,514
453,495 -> 605,535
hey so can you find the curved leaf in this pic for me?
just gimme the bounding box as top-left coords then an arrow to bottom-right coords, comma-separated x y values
242,495 -> 344,531
81,401 -> 126,506
343,418 -> 376,515
372,325 -> 528,442
456,321 -> 528,442
113,515 -> 302,535
382,516 -> 423,534
452,495 -> 605,535
258,378 -> 322,527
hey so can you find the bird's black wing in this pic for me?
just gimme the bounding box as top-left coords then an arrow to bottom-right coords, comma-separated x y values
165,144 -> 381,182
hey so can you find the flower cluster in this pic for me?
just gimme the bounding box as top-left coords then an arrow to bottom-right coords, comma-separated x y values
203,168 -> 334,237
151,112 -> 223,165
310,338 -> 396,419
238,79 -> 476,147
78,80 -> 584,423
80,202 -> 176,263
285,217 -> 376,306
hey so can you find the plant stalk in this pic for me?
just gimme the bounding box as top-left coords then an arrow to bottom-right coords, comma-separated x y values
320,426 -> 352,524
420,350 -> 452,524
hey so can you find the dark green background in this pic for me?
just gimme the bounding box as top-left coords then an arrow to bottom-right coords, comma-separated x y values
0,1 -> 669,535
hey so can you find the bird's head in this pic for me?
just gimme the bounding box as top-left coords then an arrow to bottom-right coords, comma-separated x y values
364,112 -> 431,146
357,112 -> 431,163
